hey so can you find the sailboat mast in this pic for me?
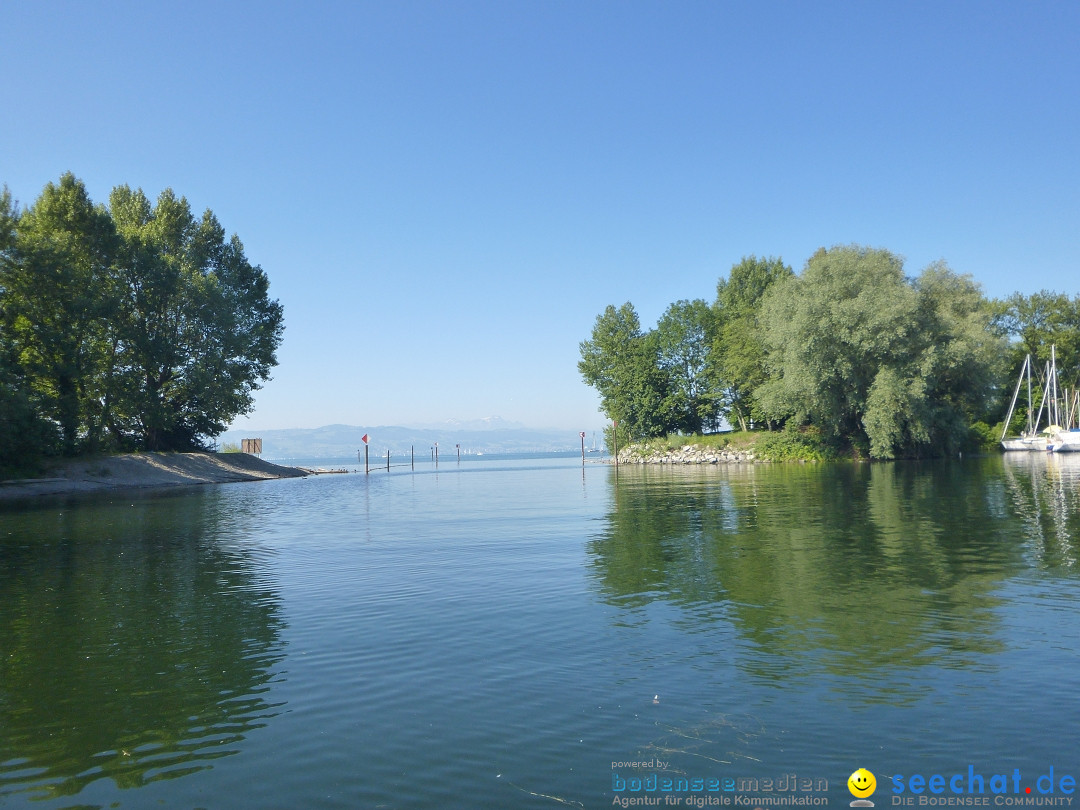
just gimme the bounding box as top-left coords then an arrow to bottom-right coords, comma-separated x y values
1026,357 -> 1033,434
1052,345 -> 1059,427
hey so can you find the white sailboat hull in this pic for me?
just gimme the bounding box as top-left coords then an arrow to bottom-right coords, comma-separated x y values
1001,437 -> 1050,452
1050,431 -> 1080,453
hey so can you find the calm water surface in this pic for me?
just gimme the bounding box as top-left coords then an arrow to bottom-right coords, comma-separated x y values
1,454 -> 1079,808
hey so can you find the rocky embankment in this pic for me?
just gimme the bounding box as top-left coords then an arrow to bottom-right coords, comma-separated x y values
615,443 -> 758,465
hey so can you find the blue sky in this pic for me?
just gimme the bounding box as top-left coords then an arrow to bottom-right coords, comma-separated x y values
2,1 -> 1077,432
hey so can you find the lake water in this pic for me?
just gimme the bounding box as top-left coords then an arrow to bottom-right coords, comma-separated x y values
2,453 -> 1079,809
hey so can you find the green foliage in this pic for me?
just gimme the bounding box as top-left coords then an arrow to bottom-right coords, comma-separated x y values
579,303 -> 669,441
654,299 -> 720,433
993,290 -> 1080,373
651,430 -> 758,452
991,290 -> 1080,422
220,441 -> 242,453
710,256 -> 793,431
0,185 -> 17,253
0,371 -> 59,477
0,174 -> 284,456
1,174 -> 120,454
968,421 -> 1002,453
579,268 -> 783,440
109,186 -> 284,450
756,246 -> 1005,459
579,245 -> 1069,463
716,255 -> 795,318
755,424 -> 833,462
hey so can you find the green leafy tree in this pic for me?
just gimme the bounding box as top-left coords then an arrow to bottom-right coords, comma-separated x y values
0,185 -> 16,254
992,291 -> 1080,418
1,174 -> 120,454
756,246 -> 915,447
0,363 -> 59,476
109,186 -> 285,450
0,186 -> 60,473
578,302 -> 669,444
993,291 -> 1080,366
757,245 -> 1002,459
710,256 -> 793,431
655,299 -> 719,434
910,262 -> 1006,442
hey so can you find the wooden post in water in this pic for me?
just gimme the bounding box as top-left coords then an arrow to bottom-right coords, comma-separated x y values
364,444 -> 369,474
411,446 -> 415,470
386,449 -> 390,471
580,431 -> 585,464
435,443 -> 439,467
613,420 -> 619,467
456,444 -> 461,464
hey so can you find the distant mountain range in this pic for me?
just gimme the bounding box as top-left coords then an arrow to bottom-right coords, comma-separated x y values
216,422 -> 603,460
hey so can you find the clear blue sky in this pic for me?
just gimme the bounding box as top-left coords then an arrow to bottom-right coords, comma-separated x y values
2,1 -> 1077,432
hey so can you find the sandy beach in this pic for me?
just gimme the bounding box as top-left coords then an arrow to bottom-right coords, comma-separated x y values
0,452 -> 307,501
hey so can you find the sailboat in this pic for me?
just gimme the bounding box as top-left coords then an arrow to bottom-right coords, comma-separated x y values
1000,352 -> 1054,451
1050,386 -> 1080,452
1009,344 -> 1080,453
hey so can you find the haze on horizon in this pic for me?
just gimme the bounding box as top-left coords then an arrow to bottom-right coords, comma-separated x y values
2,2 -> 1077,433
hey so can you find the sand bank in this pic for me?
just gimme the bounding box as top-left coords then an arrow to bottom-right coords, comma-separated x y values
0,452 -> 306,500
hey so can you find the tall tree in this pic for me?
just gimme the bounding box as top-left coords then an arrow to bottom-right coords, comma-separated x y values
0,185 -> 16,255
109,186 -> 285,450
655,299 -> 719,434
861,264 -> 1004,457
1,174 -> 119,454
992,290 -> 1080,395
756,245 -> 1002,458
578,302 -> 669,442
710,256 -> 793,431
0,186 -> 59,473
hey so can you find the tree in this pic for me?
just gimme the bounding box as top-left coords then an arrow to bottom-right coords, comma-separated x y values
0,185 -> 16,254
910,262 -> 1006,441
0,186 -> 60,473
0,174 -> 286,458
655,299 -> 719,434
710,256 -> 793,431
578,302 -> 669,443
109,186 -> 285,450
756,245 -> 1002,459
1,174 -> 119,454
992,290 -> 1080,398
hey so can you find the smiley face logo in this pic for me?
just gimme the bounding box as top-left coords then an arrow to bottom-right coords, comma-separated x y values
848,768 -> 877,798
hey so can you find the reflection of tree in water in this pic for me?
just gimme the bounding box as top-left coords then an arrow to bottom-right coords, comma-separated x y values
588,461 -> 1044,690
0,489 -> 286,802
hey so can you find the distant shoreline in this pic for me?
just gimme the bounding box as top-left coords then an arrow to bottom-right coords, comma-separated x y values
0,452 -> 306,501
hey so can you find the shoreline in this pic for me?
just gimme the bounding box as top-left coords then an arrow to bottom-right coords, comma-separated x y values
0,452 -> 307,501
